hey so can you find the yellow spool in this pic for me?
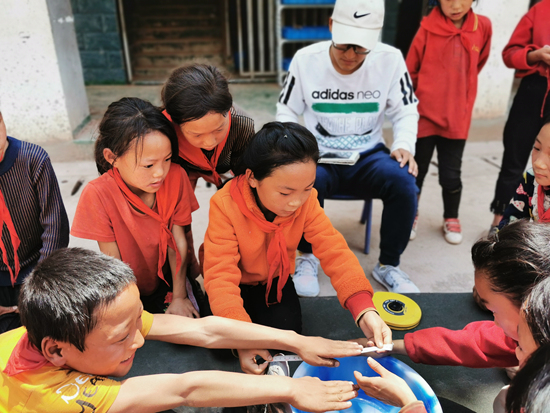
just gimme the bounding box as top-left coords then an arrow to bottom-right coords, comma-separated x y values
373,292 -> 422,330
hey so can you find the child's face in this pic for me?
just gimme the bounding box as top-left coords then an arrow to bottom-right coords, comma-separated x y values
110,131 -> 172,197
532,124 -> 550,187
474,269 -> 521,341
60,284 -> 145,377
179,111 -> 230,151
0,113 -> 8,162
248,160 -> 317,219
439,0 -> 474,28
516,310 -> 539,368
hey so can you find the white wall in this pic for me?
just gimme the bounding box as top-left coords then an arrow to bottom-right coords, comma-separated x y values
0,0 -> 89,142
472,0 -> 531,119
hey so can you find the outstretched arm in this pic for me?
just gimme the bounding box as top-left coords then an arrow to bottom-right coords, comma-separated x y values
147,313 -> 363,367
111,371 -> 358,413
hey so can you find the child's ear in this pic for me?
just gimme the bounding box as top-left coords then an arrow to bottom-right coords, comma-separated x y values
41,337 -> 69,367
103,148 -> 117,166
245,169 -> 257,188
328,17 -> 333,33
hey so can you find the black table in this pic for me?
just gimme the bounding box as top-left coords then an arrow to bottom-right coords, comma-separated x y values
123,294 -> 507,413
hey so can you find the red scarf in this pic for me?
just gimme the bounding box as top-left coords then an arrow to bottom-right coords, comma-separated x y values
3,332 -> 52,376
0,188 -> 20,286
422,7 -> 480,98
163,110 -> 231,187
537,184 -> 550,223
230,175 -> 296,305
108,166 -> 182,284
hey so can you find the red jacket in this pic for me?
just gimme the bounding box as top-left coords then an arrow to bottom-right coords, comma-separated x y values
502,0 -> 550,116
406,8 -> 492,140
404,320 -> 518,368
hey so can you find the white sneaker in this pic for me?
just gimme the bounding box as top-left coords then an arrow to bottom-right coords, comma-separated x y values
372,263 -> 420,293
410,215 -> 419,241
443,218 -> 462,245
293,253 -> 320,297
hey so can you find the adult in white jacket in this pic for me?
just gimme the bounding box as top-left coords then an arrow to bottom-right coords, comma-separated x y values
276,0 -> 420,295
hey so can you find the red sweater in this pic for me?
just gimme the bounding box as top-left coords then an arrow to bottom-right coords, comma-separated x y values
503,0 -> 550,78
406,8 -> 492,140
404,320 -> 518,368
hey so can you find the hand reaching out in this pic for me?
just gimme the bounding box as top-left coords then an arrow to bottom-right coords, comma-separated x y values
290,376 -> 359,412
0,305 -> 18,317
358,311 -> 393,348
237,348 -> 271,374
354,357 -> 417,407
296,335 -> 363,367
165,297 -> 199,318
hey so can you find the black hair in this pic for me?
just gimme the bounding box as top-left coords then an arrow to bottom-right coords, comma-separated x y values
94,97 -> 178,175
19,248 -> 137,352
506,343 -> 550,413
161,64 -> 233,125
471,220 -> 550,307
427,0 -> 477,13
522,276 -> 550,347
233,121 -> 319,180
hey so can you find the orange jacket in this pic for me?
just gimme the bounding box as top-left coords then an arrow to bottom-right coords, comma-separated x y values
203,179 -> 375,323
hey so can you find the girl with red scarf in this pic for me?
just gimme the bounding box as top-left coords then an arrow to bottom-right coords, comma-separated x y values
72,98 -> 201,318
203,122 -> 391,375
406,0 -> 492,244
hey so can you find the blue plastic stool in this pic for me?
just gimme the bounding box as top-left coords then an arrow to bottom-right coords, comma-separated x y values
327,195 -> 373,254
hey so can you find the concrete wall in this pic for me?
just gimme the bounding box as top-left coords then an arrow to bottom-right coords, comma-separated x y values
0,0 -> 89,142
70,0 -> 127,84
472,0 -> 531,119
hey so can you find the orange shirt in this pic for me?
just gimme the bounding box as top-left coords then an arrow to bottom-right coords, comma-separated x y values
71,165 -> 199,295
203,180 -> 374,322
0,311 -> 154,413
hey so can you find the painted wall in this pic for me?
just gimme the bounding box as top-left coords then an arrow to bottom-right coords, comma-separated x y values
472,0 -> 531,119
0,0 -> 89,142
70,0 -> 127,84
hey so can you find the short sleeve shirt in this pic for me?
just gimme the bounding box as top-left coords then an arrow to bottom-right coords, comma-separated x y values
0,311 -> 155,413
71,165 -> 199,295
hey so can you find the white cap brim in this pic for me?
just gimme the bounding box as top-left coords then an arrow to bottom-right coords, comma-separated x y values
331,20 -> 380,51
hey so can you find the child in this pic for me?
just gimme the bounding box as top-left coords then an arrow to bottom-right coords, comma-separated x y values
489,0 -> 550,234
498,119 -> 550,228
0,248 -> 364,413
203,122 -> 392,374
0,107 -> 69,334
406,0 -> 492,244
71,97 -> 201,318
162,63 -> 255,189
505,344 -> 550,413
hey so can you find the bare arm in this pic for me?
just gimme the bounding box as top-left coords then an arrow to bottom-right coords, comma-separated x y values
98,241 -> 122,260
166,224 -> 198,318
110,371 -> 358,413
147,314 -> 363,367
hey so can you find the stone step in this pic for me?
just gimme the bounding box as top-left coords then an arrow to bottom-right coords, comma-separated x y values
132,56 -> 225,81
130,38 -> 223,54
132,53 -> 224,68
130,26 -> 223,41
128,14 -> 220,29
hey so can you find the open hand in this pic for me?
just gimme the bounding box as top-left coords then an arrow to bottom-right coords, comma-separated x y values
358,311 -> 393,348
354,358 -> 417,407
237,348 -> 271,374
390,148 -> 418,177
527,45 -> 550,66
165,297 -> 199,318
290,376 -> 358,412
296,336 -> 363,367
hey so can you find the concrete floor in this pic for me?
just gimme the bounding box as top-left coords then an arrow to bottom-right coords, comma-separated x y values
45,83 -> 511,295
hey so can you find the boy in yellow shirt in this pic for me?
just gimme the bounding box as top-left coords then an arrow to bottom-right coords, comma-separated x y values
0,248 -> 361,413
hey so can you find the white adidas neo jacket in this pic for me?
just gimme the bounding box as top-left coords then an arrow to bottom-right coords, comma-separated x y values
276,40 -> 419,155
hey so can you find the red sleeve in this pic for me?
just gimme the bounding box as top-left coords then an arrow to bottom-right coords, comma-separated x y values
71,181 -> 117,243
404,320 -> 518,368
502,10 -> 538,71
172,167 -> 199,227
477,17 -> 492,73
405,26 -> 427,89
